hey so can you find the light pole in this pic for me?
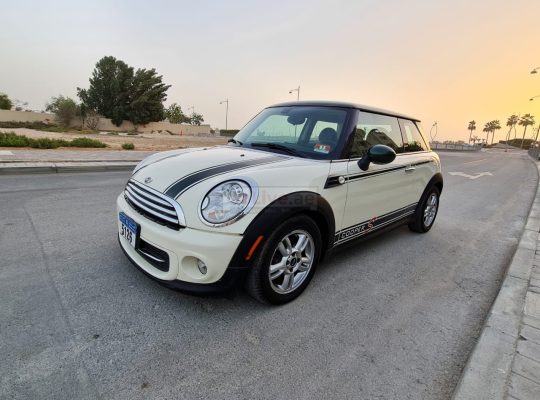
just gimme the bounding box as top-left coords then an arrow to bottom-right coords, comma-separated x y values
530,95 -> 540,101
289,86 -> 300,101
531,67 -> 540,74
429,121 -> 438,142
220,99 -> 229,131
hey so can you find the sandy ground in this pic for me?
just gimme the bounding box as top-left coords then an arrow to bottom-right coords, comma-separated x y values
1,128 -> 228,150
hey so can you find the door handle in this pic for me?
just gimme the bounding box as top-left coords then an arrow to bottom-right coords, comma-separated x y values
405,166 -> 416,173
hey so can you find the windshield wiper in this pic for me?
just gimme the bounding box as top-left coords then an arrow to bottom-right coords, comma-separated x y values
228,138 -> 243,146
250,142 -> 302,157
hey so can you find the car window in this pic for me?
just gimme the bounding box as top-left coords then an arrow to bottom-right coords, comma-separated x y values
350,112 -> 404,158
233,106 -> 349,159
401,119 -> 428,152
252,114 -> 306,139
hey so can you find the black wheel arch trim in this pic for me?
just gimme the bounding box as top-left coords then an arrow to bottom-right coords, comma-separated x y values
413,173 -> 443,216
428,172 -> 444,193
227,191 -> 336,271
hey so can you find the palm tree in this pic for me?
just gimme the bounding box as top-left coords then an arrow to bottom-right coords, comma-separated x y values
490,120 -> 501,144
519,114 -> 535,148
483,122 -> 491,146
506,114 -> 519,144
535,123 -> 540,143
468,120 -> 476,144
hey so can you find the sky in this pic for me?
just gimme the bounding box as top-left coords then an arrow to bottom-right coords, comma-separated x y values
1,0 -> 540,142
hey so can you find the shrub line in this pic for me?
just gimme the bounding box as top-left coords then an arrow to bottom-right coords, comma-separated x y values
0,131 -> 107,149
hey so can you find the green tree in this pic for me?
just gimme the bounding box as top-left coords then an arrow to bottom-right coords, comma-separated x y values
190,112 -> 204,126
165,103 -> 190,124
467,120 -> 476,143
78,56 -> 170,126
0,93 -> 13,110
519,114 -> 535,148
77,56 -> 133,126
126,67 -> 170,126
45,95 -> 78,127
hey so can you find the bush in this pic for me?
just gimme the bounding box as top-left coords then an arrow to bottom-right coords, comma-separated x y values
68,137 -> 106,148
122,143 -> 135,150
0,131 -> 106,149
46,95 -> 78,127
31,138 -> 68,149
0,132 -> 32,147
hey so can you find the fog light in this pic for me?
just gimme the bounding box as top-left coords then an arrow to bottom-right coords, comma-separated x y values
197,259 -> 207,275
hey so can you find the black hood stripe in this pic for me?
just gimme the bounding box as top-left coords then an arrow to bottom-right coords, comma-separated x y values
164,156 -> 288,198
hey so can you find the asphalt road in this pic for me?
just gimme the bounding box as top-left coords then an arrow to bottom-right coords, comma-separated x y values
0,149 -> 537,400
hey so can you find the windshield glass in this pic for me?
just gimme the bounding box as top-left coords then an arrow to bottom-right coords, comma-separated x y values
231,106 -> 350,159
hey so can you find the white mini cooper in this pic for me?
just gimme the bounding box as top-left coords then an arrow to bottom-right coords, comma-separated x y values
117,101 -> 442,304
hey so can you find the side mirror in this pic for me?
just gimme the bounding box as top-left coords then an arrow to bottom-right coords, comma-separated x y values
358,144 -> 396,171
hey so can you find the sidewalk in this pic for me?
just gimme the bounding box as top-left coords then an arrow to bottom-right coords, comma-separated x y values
453,160 -> 540,399
0,149 -> 155,174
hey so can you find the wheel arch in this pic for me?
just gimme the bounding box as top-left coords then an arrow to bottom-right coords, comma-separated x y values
227,191 -> 335,271
430,172 -> 444,194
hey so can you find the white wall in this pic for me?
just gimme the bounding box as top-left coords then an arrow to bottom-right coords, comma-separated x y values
0,110 -> 212,136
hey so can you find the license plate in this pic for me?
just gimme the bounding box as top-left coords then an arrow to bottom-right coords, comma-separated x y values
119,212 -> 138,248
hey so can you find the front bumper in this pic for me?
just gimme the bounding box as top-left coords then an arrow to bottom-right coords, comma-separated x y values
117,194 -> 246,293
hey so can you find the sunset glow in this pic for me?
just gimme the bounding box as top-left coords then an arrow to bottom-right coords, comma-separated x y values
1,0 -> 539,142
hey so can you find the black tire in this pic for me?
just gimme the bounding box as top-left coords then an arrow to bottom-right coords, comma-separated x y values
408,186 -> 440,233
245,215 -> 322,305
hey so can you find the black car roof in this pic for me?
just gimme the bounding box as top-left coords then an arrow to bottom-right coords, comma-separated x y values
268,100 -> 420,122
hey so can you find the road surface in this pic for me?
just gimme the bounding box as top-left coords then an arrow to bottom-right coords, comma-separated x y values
0,149 -> 536,399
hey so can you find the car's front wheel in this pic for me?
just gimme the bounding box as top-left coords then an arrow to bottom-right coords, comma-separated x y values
245,215 -> 322,304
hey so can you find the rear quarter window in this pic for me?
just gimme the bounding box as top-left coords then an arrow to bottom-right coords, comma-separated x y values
400,119 -> 429,152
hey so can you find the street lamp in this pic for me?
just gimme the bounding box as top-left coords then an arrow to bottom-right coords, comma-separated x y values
429,121 -> 438,142
289,86 -> 300,101
530,95 -> 540,101
531,67 -> 540,74
220,99 -> 229,131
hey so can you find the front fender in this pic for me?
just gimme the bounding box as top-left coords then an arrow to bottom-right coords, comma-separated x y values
227,191 -> 336,271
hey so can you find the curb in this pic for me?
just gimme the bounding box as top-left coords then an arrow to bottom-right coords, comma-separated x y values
452,158 -> 540,399
0,162 -> 137,175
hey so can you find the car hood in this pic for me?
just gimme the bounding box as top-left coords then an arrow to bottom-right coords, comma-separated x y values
131,146 -> 293,197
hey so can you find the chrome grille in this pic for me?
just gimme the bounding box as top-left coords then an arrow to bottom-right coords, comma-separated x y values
124,179 -> 185,230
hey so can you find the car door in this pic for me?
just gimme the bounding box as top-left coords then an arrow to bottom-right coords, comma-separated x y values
335,111 -> 417,245
399,118 -> 435,202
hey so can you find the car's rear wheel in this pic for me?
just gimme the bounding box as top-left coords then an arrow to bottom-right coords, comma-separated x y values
409,186 -> 440,233
245,215 -> 321,304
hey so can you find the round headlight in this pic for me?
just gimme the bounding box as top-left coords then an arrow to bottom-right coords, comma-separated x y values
200,180 -> 255,225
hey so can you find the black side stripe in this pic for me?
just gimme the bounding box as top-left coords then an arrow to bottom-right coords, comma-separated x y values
412,160 -> 431,166
347,165 -> 407,180
334,203 -> 417,244
325,159 -> 433,188
164,156 -> 287,198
